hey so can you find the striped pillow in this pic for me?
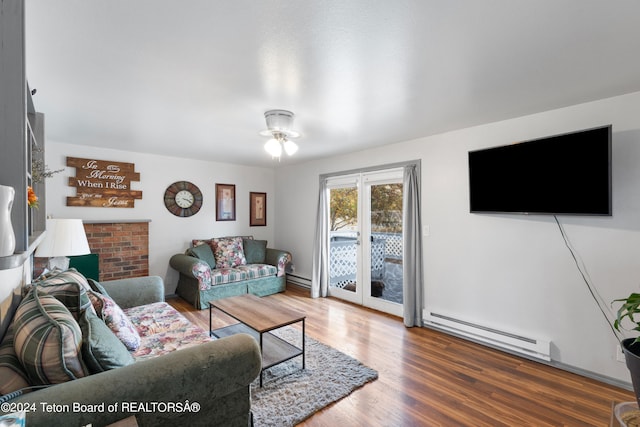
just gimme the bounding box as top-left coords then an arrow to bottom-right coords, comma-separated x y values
0,324 -> 30,395
31,281 -> 94,320
34,268 -> 92,292
13,288 -> 87,385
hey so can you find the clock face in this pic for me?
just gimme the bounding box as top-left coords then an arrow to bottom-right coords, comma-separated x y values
175,190 -> 195,208
164,181 -> 203,217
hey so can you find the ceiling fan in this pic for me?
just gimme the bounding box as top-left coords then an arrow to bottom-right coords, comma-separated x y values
259,109 -> 300,159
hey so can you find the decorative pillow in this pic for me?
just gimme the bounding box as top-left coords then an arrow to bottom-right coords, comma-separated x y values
212,237 -> 246,268
13,288 -> 87,385
78,309 -> 135,374
87,290 -> 141,351
34,268 -> 92,293
87,278 -> 110,297
0,324 -> 30,395
32,281 -> 93,319
243,239 -> 267,264
187,243 -> 217,269
191,238 -> 211,247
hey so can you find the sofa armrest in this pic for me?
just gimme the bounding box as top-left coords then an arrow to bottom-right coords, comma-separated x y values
170,254 -> 212,290
265,248 -> 292,277
12,334 -> 261,427
100,276 -> 165,309
169,254 -> 206,278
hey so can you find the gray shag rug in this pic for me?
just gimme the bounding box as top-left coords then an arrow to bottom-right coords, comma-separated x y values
250,327 -> 378,427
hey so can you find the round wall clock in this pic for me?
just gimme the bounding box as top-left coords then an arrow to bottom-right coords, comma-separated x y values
164,181 -> 203,217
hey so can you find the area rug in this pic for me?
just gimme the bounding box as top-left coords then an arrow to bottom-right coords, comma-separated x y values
250,327 -> 378,427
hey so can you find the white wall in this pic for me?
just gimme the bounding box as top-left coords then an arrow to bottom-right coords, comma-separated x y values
45,142 -> 276,294
275,90 -> 640,384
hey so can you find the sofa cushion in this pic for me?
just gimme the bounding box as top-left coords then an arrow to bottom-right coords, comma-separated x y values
0,324 -> 30,395
87,290 -> 141,351
187,243 -> 217,269
13,288 -> 87,385
243,239 -> 267,264
212,237 -> 246,268
78,309 -> 134,374
124,302 -> 212,361
211,264 -> 278,286
236,264 -> 278,280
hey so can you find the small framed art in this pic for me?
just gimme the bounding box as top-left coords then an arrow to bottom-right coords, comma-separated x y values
250,192 -> 267,226
216,183 -> 236,221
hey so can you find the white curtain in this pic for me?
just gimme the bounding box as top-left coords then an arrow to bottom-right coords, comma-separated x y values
312,163 -> 424,324
402,164 -> 423,327
311,178 -> 329,298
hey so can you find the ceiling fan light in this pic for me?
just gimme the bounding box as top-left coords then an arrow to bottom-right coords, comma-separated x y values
283,139 -> 298,156
264,139 -> 282,158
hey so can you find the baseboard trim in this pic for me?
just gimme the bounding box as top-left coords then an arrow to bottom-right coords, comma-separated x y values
549,360 -> 632,391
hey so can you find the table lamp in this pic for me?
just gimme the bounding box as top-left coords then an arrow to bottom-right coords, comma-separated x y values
34,218 -> 91,271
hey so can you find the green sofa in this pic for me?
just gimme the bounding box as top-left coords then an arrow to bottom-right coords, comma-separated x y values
1,275 -> 261,427
170,236 -> 291,309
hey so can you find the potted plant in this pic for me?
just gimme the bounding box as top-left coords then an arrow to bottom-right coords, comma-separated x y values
614,292 -> 640,423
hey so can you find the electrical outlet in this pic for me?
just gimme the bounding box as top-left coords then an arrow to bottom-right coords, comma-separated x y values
617,345 -> 626,363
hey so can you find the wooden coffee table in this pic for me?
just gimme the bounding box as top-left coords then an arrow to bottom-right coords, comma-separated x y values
209,294 -> 305,386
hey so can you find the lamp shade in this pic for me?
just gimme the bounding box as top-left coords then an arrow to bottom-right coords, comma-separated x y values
35,219 -> 90,258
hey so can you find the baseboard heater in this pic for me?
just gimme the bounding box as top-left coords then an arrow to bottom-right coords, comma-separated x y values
286,274 -> 311,288
425,312 -> 551,362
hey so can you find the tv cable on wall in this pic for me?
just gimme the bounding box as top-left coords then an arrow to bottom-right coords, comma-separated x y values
554,215 -> 619,340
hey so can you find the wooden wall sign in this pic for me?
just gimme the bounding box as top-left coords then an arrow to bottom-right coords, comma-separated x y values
66,157 -> 142,208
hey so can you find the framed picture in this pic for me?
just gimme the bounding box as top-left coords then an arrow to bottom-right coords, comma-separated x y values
250,192 -> 267,226
216,183 -> 236,221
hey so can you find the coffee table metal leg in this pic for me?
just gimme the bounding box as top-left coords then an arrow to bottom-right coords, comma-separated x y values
302,318 -> 305,370
259,332 -> 264,387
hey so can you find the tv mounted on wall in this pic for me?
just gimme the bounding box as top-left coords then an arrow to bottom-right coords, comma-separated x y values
468,125 -> 612,215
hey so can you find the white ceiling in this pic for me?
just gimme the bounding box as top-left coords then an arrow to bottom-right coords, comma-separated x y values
25,0 -> 640,168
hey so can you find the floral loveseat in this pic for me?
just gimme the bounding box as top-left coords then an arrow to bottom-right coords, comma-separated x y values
170,236 -> 291,309
0,269 -> 261,427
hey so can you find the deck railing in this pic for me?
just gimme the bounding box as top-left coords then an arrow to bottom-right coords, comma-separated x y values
329,232 -> 402,288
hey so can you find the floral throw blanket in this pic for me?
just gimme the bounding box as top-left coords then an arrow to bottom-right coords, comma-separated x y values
124,302 -> 213,361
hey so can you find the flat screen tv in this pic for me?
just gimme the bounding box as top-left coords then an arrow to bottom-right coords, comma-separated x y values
468,125 -> 612,215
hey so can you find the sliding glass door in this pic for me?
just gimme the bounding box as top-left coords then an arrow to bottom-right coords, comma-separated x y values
327,169 -> 404,316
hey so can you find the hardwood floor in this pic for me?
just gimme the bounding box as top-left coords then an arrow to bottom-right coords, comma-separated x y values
168,285 -> 634,426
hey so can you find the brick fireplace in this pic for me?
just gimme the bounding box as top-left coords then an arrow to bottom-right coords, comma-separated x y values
34,220 -> 150,281
83,220 -> 150,280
